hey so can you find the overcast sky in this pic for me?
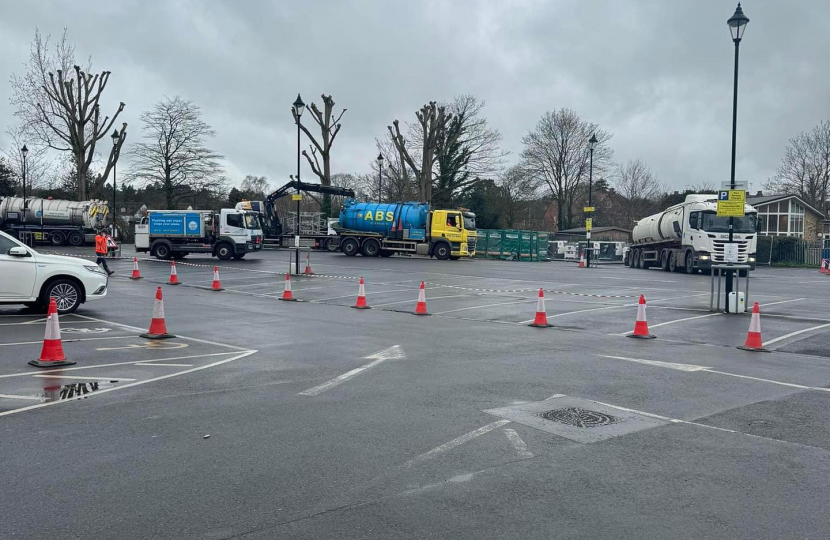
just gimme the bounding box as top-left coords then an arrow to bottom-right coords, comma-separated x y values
1,0 -> 827,194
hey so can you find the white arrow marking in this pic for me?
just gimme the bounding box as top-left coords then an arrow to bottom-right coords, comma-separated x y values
298,345 -> 406,396
406,420 -> 511,467
599,355 -> 710,372
504,428 -> 533,458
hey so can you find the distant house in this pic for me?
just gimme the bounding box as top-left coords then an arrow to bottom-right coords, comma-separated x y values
554,226 -> 632,242
746,193 -> 824,240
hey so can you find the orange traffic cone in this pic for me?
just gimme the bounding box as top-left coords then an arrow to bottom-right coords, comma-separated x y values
738,302 -> 770,352
528,288 -> 553,328
279,273 -> 296,301
414,281 -> 428,315
304,252 -> 313,275
168,261 -> 180,285
29,298 -> 76,367
578,254 -> 586,268
130,257 -> 142,280
353,277 -> 370,309
822,259 -> 828,274
211,266 -> 224,291
627,294 -> 656,339
140,287 -> 176,339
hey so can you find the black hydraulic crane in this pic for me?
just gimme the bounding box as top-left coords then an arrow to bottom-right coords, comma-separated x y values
262,180 -> 355,239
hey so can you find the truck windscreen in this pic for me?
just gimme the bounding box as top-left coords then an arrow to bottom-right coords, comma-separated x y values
463,215 -> 476,230
701,212 -> 756,233
244,214 -> 259,230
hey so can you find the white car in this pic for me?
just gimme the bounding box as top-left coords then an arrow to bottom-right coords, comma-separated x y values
0,230 -> 108,314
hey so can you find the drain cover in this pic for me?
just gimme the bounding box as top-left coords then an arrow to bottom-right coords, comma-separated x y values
538,407 -> 620,428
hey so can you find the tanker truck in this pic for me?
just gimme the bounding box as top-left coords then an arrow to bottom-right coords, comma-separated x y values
0,197 -> 110,246
628,194 -> 758,274
333,200 -> 476,260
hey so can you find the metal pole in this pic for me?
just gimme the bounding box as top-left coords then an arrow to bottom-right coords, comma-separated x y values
113,160 -> 117,239
378,166 -> 382,202
725,38 -> 740,312
296,114 -> 301,275
21,151 -> 27,224
40,198 -> 44,243
586,147 -> 593,269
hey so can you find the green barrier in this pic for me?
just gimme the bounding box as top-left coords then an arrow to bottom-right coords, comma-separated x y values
474,229 -> 549,261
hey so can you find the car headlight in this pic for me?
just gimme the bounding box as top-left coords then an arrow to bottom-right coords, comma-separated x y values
85,265 -> 107,275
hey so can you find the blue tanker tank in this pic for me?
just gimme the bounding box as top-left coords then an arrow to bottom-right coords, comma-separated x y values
339,200 -> 429,236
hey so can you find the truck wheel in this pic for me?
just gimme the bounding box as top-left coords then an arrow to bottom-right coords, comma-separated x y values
153,243 -> 172,260
68,231 -> 85,246
434,243 -> 451,260
668,251 -> 678,272
216,243 -> 233,260
685,252 -> 696,274
630,250 -> 638,269
361,239 -> 381,257
380,250 -> 394,257
341,238 -> 359,257
50,231 -> 66,246
42,279 -> 82,314
325,239 -> 340,252
661,251 -> 670,272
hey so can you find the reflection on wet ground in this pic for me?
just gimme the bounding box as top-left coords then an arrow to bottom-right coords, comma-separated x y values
40,381 -> 120,402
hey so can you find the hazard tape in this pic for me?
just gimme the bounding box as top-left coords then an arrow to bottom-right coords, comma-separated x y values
427,282 -> 638,299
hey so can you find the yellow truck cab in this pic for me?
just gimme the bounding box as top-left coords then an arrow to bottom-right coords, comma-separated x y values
428,209 -> 477,260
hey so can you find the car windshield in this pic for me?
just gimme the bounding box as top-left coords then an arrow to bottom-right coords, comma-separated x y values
463,215 -> 476,230
700,212 -> 756,233
244,214 -> 260,230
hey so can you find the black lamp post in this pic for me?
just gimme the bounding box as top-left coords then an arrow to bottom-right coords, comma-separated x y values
293,94 -> 305,275
376,153 -> 384,201
20,145 -> 28,224
725,2 -> 749,312
586,134 -> 597,269
111,129 -> 119,238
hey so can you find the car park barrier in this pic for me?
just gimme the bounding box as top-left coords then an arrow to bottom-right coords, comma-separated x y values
738,302 -> 769,352
528,288 -> 553,328
140,287 -> 176,339
29,298 -> 76,367
353,278 -> 370,309
627,295 -> 656,339
414,281 -> 429,315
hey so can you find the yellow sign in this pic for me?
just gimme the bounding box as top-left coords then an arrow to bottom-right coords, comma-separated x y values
583,206 -> 595,212
716,190 -> 746,217
585,218 -> 593,231
291,194 -> 303,201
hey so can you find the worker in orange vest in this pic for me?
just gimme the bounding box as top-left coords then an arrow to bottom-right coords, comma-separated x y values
95,229 -> 114,276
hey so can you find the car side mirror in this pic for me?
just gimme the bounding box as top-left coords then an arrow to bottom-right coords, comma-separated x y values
672,222 -> 681,234
8,246 -> 30,257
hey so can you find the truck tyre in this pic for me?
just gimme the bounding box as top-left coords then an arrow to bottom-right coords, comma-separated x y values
661,250 -> 670,272
325,239 -> 340,252
50,231 -> 66,246
641,252 -> 651,269
68,231 -> 85,247
361,238 -> 381,257
434,242 -> 451,260
685,252 -> 696,274
380,250 -> 394,257
215,243 -> 233,260
341,238 -> 359,257
630,250 -> 639,269
42,278 -> 82,314
668,251 -> 678,272
153,243 -> 172,260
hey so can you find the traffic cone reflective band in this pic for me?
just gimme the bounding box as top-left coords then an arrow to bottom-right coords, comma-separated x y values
211,266 -> 224,291
353,277 -> 370,309
279,273 -> 296,301
528,288 -> 553,328
414,281 -> 428,315
140,287 -> 175,339
168,261 -> 180,285
738,302 -> 770,352
627,294 -> 656,339
578,254 -> 586,268
304,252 -> 313,275
29,298 -> 76,367
130,257 -> 142,280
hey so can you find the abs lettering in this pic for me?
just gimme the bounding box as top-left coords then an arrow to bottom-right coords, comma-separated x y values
364,212 -> 372,221
375,211 -> 384,221
385,211 -> 394,222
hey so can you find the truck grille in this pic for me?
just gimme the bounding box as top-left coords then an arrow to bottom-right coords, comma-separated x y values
468,237 -> 477,253
712,240 -> 749,263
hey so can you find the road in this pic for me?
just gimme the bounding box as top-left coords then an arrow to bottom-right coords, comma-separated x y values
2,246 -> 829,539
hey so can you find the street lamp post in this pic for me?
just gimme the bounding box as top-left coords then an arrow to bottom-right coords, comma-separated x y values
376,153 -> 384,201
293,94 -> 305,275
586,134 -> 597,269
20,145 -> 28,225
725,2 -> 749,312
111,129 -> 120,239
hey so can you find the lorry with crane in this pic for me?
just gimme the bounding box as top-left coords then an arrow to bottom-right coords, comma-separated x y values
0,197 -> 110,246
628,194 -> 758,273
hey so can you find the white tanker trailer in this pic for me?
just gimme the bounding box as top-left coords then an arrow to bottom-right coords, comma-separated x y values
0,197 -> 110,246
628,194 -> 758,274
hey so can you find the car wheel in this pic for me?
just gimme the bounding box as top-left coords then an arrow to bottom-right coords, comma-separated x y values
341,238 -> 359,257
153,243 -> 172,260
216,243 -> 233,260
361,239 -> 381,257
68,231 -> 85,246
50,231 -> 66,246
43,279 -> 82,314
434,243 -> 450,260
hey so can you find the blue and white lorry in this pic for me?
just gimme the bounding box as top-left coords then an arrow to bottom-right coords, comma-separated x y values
135,208 -> 263,260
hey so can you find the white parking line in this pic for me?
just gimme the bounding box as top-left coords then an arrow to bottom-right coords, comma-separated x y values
762,322 -> 830,348
503,428 -> 533,458
372,294 -> 472,308
599,355 -> 710,372
406,420 -> 511,467
0,336 -> 137,347
0,393 -> 45,401
135,363 -> 194,367
34,375 -> 137,381
311,287 -> 416,303
638,312 -> 722,330
760,298 -> 806,308
433,299 -> 536,315
298,346 -> 406,396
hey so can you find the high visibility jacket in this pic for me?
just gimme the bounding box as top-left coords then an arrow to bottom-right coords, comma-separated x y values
95,235 -> 108,255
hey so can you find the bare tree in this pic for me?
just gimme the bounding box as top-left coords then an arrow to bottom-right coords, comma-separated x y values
240,175 -> 270,199
10,29 -> 126,200
520,108 -> 612,230
766,120 -> 830,215
613,159 -> 663,228
129,96 -> 225,209
295,94 -> 346,215
388,101 -> 452,203
498,165 -> 541,228
375,135 -> 418,202
2,125 -> 53,191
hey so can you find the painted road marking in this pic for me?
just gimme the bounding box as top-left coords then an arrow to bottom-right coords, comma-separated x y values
96,342 -> 188,351
135,362 -> 195,367
0,336 -> 134,347
33,375 -> 137,381
311,287 -> 418,303
298,346 -> 406,396
371,294 -> 473,308
503,428 -> 533,458
625,312 -> 723,333
599,355 -> 710,372
433,299 -> 536,315
762,322 -> 830,348
760,298 -> 806,308
406,420 -> 511,467
0,393 -> 45,401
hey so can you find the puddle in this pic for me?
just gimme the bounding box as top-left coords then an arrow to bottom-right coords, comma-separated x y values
39,380 -> 120,402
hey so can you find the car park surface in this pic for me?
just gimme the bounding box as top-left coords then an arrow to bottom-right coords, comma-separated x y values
2,246 -> 830,539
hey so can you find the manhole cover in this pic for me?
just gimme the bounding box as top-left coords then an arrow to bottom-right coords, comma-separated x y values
537,407 -> 621,428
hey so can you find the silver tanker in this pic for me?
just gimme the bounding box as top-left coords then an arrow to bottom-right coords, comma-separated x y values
0,197 -> 110,246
